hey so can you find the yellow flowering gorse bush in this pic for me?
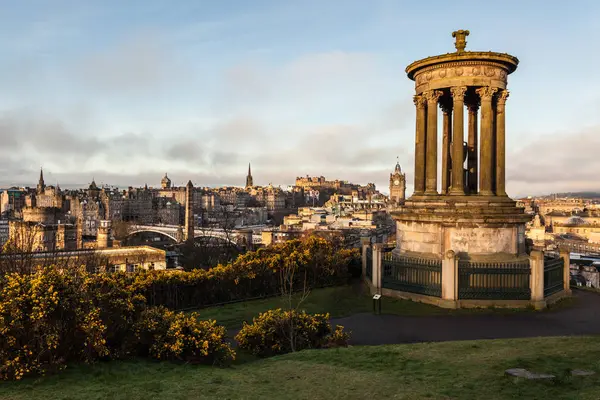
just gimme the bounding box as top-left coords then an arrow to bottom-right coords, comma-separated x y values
235,308 -> 351,357
0,235 -> 357,380
0,267 -> 108,380
0,267 -> 234,381
134,306 -> 234,364
135,236 -> 360,310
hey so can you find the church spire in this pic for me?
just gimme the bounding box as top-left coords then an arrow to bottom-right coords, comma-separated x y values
37,167 -> 46,194
245,163 -> 254,189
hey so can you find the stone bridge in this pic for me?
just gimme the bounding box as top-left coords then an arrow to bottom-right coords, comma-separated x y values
129,224 -> 264,245
554,238 -> 600,256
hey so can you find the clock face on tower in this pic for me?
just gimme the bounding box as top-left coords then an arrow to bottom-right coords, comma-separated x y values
394,179 -> 400,186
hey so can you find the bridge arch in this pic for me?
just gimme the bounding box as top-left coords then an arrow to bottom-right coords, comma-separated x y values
128,225 -> 253,247
127,229 -> 178,242
193,232 -> 238,246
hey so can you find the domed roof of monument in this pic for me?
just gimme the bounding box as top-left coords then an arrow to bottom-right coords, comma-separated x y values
89,179 -> 98,190
405,30 -> 519,81
161,173 -> 171,184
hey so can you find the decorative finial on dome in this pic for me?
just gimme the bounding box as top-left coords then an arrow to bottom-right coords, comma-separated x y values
452,29 -> 470,53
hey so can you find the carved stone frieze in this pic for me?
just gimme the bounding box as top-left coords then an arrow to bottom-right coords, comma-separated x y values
413,61 -> 508,93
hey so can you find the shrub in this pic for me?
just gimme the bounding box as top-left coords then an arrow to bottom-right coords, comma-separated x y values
135,236 -> 360,310
86,272 -> 146,358
235,309 -> 351,357
134,306 -> 234,364
0,267 -> 235,381
326,325 -> 352,348
0,267 -> 108,380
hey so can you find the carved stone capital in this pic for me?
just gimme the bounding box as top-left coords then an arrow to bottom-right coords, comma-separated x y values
497,90 -> 510,104
475,86 -> 498,101
466,101 -> 479,113
413,95 -> 427,109
440,99 -> 453,114
450,86 -> 467,102
423,90 -> 444,104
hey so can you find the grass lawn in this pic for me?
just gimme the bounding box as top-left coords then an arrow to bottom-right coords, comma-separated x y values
2,336 -> 599,400
194,284 -> 576,329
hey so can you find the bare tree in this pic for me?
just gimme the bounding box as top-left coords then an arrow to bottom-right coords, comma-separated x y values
278,255 -> 311,353
111,220 -> 134,241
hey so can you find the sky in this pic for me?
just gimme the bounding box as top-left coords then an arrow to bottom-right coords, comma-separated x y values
1,0 -> 599,197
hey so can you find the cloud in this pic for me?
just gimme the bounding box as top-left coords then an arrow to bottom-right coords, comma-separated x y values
74,32 -> 190,94
0,109 -> 102,157
219,51 -> 390,117
506,128 -> 600,196
166,140 -> 204,163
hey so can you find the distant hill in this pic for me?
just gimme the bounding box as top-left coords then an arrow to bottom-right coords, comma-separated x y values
538,192 -> 600,199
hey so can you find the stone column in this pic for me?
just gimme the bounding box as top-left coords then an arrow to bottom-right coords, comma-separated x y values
441,250 -> 458,308
529,249 -> 546,310
495,90 -> 509,196
185,180 -> 195,242
360,237 -> 371,279
449,86 -> 467,195
491,101 -> 497,193
372,243 -> 384,292
413,95 -> 427,195
467,102 -> 479,194
476,87 -> 498,196
424,90 -> 443,195
560,248 -> 572,295
441,101 -> 452,195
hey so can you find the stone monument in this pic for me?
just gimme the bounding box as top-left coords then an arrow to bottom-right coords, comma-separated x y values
393,30 -> 531,261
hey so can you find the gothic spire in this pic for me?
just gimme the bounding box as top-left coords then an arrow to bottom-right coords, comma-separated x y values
37,167 -> 46,194
245,162 -> 254,188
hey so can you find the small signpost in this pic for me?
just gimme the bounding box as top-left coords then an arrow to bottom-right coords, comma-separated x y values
373,294 -> 381,315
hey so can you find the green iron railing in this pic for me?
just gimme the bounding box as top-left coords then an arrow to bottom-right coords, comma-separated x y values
366,247 -> 373,282
458,259 -> 531,300
544,257 -> 564,297
381,252 -> 442,297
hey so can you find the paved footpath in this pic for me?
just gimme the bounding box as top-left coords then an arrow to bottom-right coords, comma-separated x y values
330,290 -> 600,345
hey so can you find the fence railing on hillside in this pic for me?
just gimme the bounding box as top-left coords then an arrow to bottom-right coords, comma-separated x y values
381,252 -> 442,297
544,256 -> 564,298
457,259 -> 531,300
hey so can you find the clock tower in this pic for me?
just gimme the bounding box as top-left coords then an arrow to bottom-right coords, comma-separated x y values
389,161 -> 406,205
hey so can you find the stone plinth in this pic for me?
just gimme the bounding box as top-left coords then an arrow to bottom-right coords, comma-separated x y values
392,196 -> 531,259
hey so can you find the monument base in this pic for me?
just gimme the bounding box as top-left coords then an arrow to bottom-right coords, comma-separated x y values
391,195 -> 532,259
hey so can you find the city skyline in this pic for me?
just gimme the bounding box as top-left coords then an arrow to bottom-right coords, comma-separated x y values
1,1 -> 599,197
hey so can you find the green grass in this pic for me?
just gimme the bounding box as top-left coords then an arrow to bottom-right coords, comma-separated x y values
3,336 -> 600,400
194,284 -> 576,329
